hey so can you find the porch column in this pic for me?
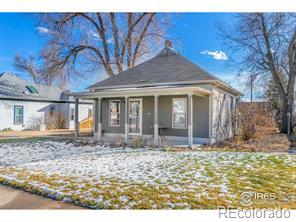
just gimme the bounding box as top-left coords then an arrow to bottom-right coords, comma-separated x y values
74,98 -> 79,140
154,95 -> 159,146
188,94 -> 193,148
208,94 -> 213,140
124,96 -> 129,143
94,98 -> 102,141
93,99 -> 98,133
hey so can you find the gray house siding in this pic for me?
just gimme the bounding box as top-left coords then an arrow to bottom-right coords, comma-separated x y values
193,96 -> 209,138
211,88 -> 236,141
101,95 -> 209,138
142,96 -> 154,135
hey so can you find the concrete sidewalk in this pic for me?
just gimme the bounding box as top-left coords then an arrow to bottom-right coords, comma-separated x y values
0,185 -> 83,209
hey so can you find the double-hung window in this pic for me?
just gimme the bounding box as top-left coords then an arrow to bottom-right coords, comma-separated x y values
14,105 -> 24,125
109,100 -> 120,127
172,98 -> 187,129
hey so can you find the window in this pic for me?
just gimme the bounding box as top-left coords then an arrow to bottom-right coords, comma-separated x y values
109,100 -> 120,127
172,98 -> 187,129
49,105 -> 55,116
26,85 -> 39,94
70,108 -> 75,121
14,106 -> 24,125
88,108 -> 93,118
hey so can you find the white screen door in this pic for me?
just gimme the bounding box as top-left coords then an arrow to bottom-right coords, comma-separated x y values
129,98 -> 142,135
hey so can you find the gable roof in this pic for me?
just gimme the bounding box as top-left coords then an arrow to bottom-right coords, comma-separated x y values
88,47 -> 218,89
0,72 -> 68,102
87,47 -> 241,96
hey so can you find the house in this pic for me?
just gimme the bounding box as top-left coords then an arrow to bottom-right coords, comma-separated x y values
69,41 -> 242,147
0,72 -> 93,131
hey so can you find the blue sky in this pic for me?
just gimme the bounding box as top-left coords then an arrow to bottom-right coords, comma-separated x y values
0,13 -> 249,97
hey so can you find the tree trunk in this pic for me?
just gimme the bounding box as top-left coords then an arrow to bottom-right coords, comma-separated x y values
279,92 -> 294,134
280,100 -> 289,134
287,30 -> 296,134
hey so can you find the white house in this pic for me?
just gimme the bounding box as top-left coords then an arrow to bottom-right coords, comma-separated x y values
0,72 -> 93,131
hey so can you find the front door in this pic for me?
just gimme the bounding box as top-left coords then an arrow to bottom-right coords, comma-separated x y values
129,98 -> 142,135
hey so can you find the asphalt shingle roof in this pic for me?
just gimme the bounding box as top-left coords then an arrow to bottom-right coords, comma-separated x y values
88,47 -> 219,90
0,72 -> 68,101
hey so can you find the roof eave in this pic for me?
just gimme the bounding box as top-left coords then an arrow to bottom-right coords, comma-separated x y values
86,79 -> 242,97
87,80 -> 215,91
214,80 -> 243,97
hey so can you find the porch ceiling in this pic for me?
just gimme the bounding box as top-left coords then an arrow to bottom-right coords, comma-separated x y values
68,86 -> 212,99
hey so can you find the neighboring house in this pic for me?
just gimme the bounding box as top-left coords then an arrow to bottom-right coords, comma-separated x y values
70,41 -> 242,146
0,72 -> 93,131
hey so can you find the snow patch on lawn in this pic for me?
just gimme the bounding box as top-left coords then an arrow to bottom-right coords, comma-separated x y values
0,140 -> 147,166
1,140 -> 296,209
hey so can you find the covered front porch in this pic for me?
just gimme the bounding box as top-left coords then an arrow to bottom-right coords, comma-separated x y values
71,85 -> 213,147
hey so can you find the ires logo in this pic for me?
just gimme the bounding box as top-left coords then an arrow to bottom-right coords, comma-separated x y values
240,192 -> 276,206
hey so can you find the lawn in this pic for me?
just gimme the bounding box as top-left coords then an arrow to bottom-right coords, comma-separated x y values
0,140 -> 295,209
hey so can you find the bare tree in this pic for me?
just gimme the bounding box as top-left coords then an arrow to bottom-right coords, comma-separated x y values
15,13 -> 170,86
219,13 -> 296,134
14,55 -> 41,84
14,48 -> 68,86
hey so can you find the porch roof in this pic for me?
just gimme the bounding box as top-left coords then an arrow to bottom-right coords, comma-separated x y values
68,85 -> 212,99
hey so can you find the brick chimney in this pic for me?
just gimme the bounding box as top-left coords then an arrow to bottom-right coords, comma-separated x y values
165,39 -> 173,48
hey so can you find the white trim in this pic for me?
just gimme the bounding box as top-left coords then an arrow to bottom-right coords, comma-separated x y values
208,94 -> 213,138
88,80 -> 213,90
212,86 -> 240,99
109,99 -> 121,127
104,133 -> 125,137
128,98 -> 143,136
187,94 -> 193,147
74,98 -> 79,140
124,96 -> 129,143
87,80 -> 242,96
154,95 -> 159,146
69,86 -> 212,99
172,97 -> 187,129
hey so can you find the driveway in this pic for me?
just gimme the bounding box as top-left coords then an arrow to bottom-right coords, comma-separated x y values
0,185 -> 82,209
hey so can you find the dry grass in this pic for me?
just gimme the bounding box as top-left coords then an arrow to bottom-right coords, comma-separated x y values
205,133 -> 291,152
0,130 -> 92,141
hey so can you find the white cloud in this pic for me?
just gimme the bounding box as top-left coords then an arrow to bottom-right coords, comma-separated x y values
200,50 -> 228,60
91,32 -> 100,40
90,31 -> 113,44
36,26 -> 51,34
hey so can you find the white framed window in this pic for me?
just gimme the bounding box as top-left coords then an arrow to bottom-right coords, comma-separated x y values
109,100 -> 121,127
14,105 -> 24,125
172,98 -> 187,129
